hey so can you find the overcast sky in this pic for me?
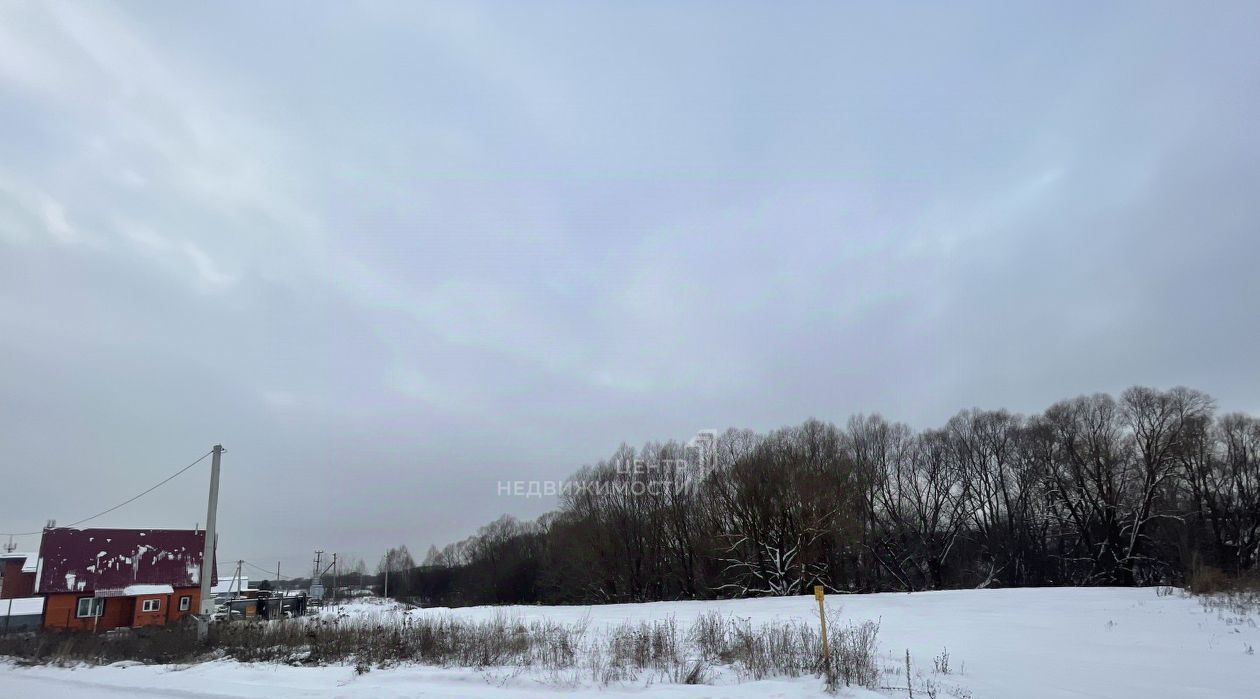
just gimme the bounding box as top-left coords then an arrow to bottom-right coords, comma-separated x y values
2,2 -> 1258,577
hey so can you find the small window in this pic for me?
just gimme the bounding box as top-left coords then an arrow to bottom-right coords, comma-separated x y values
76,597 -> 104,618
179,596 -> 191,611
141,598 -> 161,613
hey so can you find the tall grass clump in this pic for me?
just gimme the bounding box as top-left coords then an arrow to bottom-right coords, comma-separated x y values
1184,567 -> 1260,618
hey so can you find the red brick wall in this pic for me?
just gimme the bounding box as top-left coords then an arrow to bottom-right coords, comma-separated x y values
43,587 -> 205,632
132,595 -> 167,627
168,587 -> 201,623
44,593 -> 133,632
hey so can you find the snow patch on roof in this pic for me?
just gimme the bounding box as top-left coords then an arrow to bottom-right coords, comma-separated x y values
126,583 -> 174,596
0,552 -> 37,573
36,528 -> 214,594
212,576 -> 249,595
97,584 -> 175,597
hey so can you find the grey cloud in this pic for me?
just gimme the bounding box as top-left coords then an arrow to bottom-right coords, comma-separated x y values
1,1 -> 1258,572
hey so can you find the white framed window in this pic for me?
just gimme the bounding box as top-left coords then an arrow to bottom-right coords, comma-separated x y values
76,597 -> 104,618
141,598 -> 161,613
179,596 -> 191,611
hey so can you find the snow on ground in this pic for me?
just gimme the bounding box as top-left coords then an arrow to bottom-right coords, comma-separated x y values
3,587 -> 1255,698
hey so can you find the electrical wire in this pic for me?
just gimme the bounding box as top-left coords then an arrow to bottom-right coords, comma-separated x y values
239,559 -> 298,579
0,449 -> 215,537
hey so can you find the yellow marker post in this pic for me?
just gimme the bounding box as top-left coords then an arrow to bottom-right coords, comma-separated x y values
814,584 -> 829,669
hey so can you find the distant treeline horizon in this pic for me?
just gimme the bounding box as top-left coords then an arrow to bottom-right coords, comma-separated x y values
374,385 -> 1258,606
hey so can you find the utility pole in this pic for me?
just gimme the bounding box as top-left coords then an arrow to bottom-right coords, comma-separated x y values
311,551 -> 324,601
198,445 -> 223,618
332,553 -> 338,603
277,562 -> 281,592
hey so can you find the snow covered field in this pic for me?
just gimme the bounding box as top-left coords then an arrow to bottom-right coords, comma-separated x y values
2,587 -> 1254,698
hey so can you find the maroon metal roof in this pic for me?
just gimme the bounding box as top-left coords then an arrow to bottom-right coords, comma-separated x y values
35,528 -> 217,595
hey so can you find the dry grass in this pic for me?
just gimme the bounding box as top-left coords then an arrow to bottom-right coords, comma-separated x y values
0,622 -> 205,666
0,609 -> 883,693
1188,565 -> 1236,595
1166,568 -> 1260,632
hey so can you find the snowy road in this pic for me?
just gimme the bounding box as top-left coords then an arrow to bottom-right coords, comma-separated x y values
2,587 -> 1253,698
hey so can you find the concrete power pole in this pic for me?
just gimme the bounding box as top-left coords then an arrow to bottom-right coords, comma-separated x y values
198,445 -> 223,617
311,551 -> 325,601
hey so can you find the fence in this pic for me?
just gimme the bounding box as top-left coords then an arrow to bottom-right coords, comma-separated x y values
216,592 -> 309,622
0,596 -> 44,634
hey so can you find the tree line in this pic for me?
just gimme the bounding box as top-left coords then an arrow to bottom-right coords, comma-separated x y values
383,386 -> 1258,606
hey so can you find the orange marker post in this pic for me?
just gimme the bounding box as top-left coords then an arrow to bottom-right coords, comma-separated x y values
814,584 -> 829,669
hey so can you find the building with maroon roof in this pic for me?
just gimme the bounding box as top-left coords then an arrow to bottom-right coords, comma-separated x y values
35,527 -> 216,631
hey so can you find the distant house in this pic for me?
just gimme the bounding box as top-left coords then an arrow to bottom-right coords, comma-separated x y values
35,528 -> 216,631
0,552 -> 37,599
0,552 -> 42,632
211,574 -> 249,598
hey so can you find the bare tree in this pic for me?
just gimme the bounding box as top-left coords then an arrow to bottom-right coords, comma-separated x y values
1119,386 -> 1214,582
403,386 -> 1257,604
377,545 -> 415,597
714,421 -> 855,596
1183,412 -> 1260,573
947,409 -> 1039,586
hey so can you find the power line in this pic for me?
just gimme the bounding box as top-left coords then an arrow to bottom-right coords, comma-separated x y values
239,559 -> 297,579
0,450 -> 215,537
